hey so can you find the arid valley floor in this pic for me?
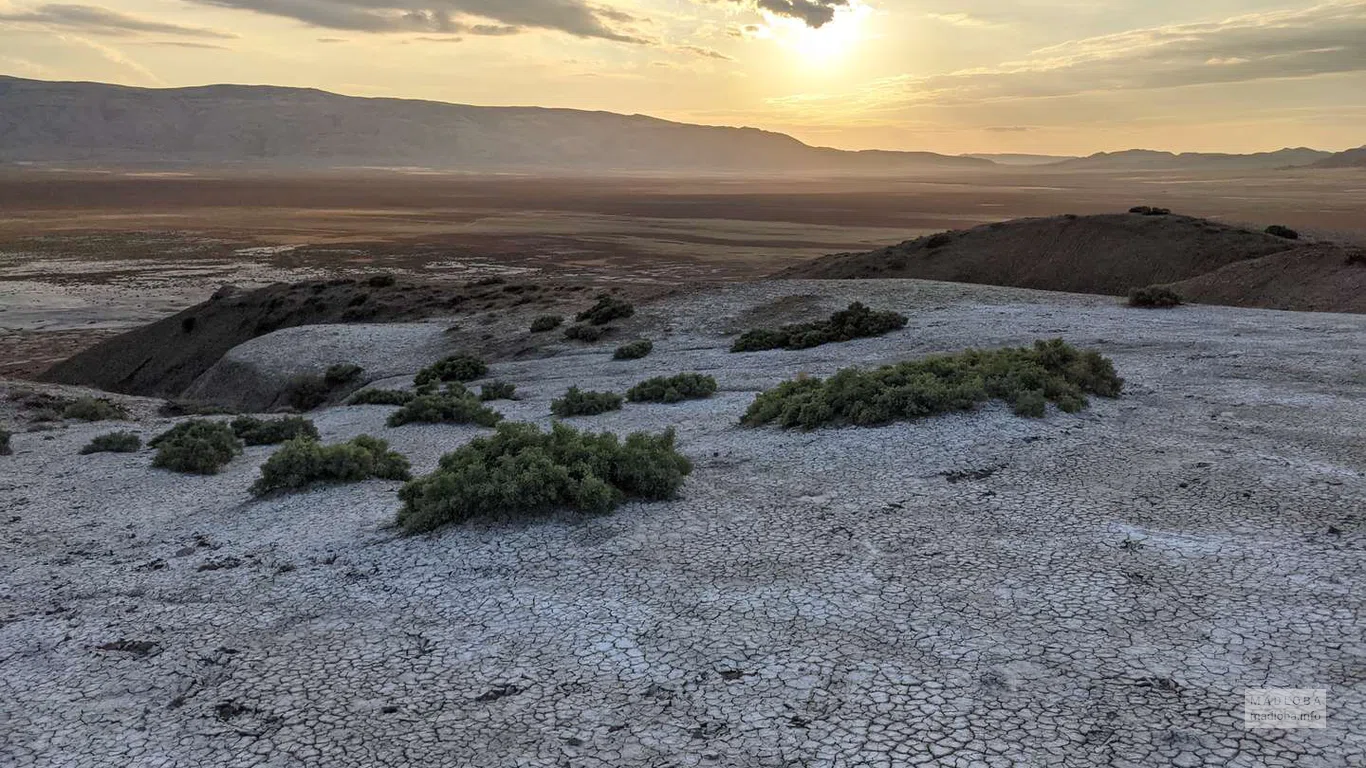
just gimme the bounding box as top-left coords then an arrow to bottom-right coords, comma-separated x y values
1,170 -> 1364,767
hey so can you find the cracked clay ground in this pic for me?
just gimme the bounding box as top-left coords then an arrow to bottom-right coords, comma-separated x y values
2,279 -> 1364,767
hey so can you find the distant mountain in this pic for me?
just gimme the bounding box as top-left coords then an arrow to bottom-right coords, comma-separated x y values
1310,146 -> 1366,168
1047,148 -> 1331,171
0,76 -> 990,173
963,153 -> 1078,166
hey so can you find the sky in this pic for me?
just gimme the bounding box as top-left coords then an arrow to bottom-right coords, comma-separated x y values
1,0 -> 1364,155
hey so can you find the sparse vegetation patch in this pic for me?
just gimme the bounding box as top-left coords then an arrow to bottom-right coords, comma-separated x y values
348,388 -> 416,406
613,340 -> 653,360
626,373 -> 717,403
62,397 -> 130,422
231,416 -> 319,446
81,431 -> 142,454
742,339 -> 1123,430
530,314 -> 564,333
0,429 -> 11,456
387,385 -> 503,427
396,421 -> 692,532
576,293 -> 634,325
479,382 -> 517,401
1265,225 -> 1299,240
251,435 -> 411,496
552,387 -> 623,417
324,364 -> 364,387
1129,206 -> 1172,216
283,374 -> 331,411
1128,285 -> 1184,308
564,323 -> 609,342
413,355 -> 488,389
731,302 -> 907,352
150,420 -> 243,474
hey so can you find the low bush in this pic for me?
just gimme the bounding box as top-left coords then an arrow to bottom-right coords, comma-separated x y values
387,386 -> 503,427
251,435 -> 411,496
530,315 -> 564,333
283,375 -> 330,411
576,293 -> 634,325
366,273 -> 397,288
413,355 -> 488,389
150,420 -> 243,474
479,382 -> 517,401
742,339 -> 1123,430
159,400 -> 238,417
551,387 -> 623,417
231,415 -> 319,446
0,429 -> 11,456
1128,285 -> 1183,308
1265,225 -> 1299,240
613,339 -> 653,360
925,232 -> 953,249
62,397 -> 130,422
1348,251 -> 1366,266
324,364 -> 364,387
564,323 -> 609,342
1129,206 -> 1171,216
348,388 -> 415,406
396,421 -> 692,532
731,302 -> 908,352
626,373 -> 717,403
80,431 -> 142,454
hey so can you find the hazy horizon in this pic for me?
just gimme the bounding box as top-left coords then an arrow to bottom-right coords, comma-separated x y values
1,0 -> 1365,155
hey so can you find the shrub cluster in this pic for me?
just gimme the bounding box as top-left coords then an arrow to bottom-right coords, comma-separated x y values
251,435 -> 411,496
231,415 -> 319,446
479,382 -> 517,401
1129,206 -> 1172,216
626,373 -> 717,403
551,387 -> 623,417
159,400 -> 238,417
925,232 -> 953,249
1347,251 -> 1366,266
613,340 -> 653,360
731,302 -> 908,352
283,375 -> 331,411
576,294 -> 634,325
387,385 -> 503,427
742,339 -> 1123,430
530,315 -> 564,333
1265,225 -> 1299,240
1128,285 -> 1183,308
348,388 -> 416,406
396,421 -> 692,532
80,431 -> 142,454
564,323 -> 609,342
324,364 -> 364,387
62,397 -> 130,422
150,420 -> 243,474
414,355 -> 488,389
366,273 -> 397,288
0,429 -> 11,456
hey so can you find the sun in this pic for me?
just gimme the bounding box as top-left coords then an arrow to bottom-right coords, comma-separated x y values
773,4 -> 868,67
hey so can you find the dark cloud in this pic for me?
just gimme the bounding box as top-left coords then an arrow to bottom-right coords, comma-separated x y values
0,3 -> 236,38
185,0 -> 649,42
755,0 -> 848,28
679,44 -> 731,60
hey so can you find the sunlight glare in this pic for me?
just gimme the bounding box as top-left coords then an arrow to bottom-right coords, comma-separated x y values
773,4 -> 869,68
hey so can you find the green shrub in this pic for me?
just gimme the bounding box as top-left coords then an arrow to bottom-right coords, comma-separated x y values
283,375 -> 330,411
925,232 -> 953,249
1265,225 -> 1299,240
324,364 -> 364,387
564,323 -> 609,342
1128,285 -> 1183,308
387,386 -> 503,427
150,420 -> 243,474
62,397 -> 130,422
231,415 -> 319,446
530,315 -> 564,333
396,422 -> 692,532
251,435 -> 410,496
731,302 -> 907,352
479,382 -> 517,401
613,340 -> 653,360
551,387 -> 623,417
576,294 -> 634,325
348,388 -> 415,406
80,431 -> 141,454
742,339 -> 1123,430
413,355 -> 488,388
1129,206 -> 1171,216
367,273 -> 397,288
626,373 -> 717,403
159,400 -> 238,417
0,429 -> 11,456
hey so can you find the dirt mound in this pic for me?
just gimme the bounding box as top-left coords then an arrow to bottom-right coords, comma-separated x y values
40,277 -> 595,398
779,212 -> 1366,311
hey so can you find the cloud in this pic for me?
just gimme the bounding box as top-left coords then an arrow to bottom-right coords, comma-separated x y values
184,0 -> 650,42
0,3 -> 236,38
985,126 -> 1033,132
678,43 -> 731,60
926,12 -> 1001,29
752,0 -> 847,28
137,40 -> 232,49
56,33 -> 162,83
773,1 -> 1366,111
